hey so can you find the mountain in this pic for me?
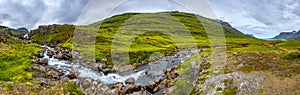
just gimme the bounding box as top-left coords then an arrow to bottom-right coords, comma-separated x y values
272,30 -> 300,40
245,34 -> 255,38
29,11 -> 253,64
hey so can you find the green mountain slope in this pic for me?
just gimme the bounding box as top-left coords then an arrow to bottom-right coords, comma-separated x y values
0,27 -> 41,82
30,11 -> 260,65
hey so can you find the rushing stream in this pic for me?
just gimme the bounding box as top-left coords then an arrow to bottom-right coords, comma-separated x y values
41,46 -> 202,87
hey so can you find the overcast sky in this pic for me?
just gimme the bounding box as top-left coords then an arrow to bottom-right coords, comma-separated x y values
0,0 -> 299,38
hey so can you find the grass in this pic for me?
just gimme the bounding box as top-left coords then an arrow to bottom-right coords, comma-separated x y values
275,40 -> 300,50
31,11 -> 254,65
1,11 -> 300,94
0,34 -> 41,82
94,11 -> 266,64
67,82 -> 86,95
30,24 -> 75,46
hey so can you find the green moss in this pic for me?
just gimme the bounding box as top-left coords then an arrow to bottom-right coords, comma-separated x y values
67,82 -> 86,95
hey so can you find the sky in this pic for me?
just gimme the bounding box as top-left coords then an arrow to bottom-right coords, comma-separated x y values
0,0 -> 300,38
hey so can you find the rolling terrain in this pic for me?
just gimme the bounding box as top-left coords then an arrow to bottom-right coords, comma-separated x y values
0,11 -> 300,94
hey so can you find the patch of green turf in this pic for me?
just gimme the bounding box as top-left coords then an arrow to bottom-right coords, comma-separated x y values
276,40 -> 300,50
0,35 -> 41,82
67,82 -> 86,95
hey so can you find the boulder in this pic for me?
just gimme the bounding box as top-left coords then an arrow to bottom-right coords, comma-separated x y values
171,59 -> 175,63
166,68 -> 172,72
125,77 -> 135,84
152,86 -> 160,93
101,68 -> 114,75
134,84 -> 141,91
47,51 -> 54,57
121,84 -> 135,94
160,79 -> 168,85
146,81 -> 159,93
67,72 -> 77,79
36,52 -> 44,58
46,68 -> 62,79
56,52 -> 63,59
112,82 -> 123,90
98,64 -> 107,70
82,78 -> 92,89
37,58 -> 48,65
145,70 -> 151,75
111,89 -> 119,95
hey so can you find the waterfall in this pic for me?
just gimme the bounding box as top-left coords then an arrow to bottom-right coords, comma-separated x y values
23,33 -> 29,39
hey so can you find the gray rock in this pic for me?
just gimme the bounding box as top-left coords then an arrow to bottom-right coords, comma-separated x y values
46,68 -> 62,79
146,81 -> 159,93
37,58 -> 48,65
67,72 -> 77,79
145,70 -> 152,75
112,82 -> 123,90
121,84 -> 135,94
82,78 -> 92,89
125,77 -> 135,84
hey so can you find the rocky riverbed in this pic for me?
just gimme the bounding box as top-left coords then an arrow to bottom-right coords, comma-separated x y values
31,45 -> 203,95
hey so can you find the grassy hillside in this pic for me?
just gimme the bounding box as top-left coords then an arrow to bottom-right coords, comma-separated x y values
30,11 -> 262,65
78,12 -> 258,65
30,24 -> 75,46
0,31 -> 41,82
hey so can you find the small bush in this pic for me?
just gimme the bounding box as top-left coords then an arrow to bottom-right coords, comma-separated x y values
283,52 -> 300,60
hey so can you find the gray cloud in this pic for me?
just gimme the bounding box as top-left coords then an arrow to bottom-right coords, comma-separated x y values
0,0 -> 88,29
208,0 -> 300,38
1,0 -> 299,38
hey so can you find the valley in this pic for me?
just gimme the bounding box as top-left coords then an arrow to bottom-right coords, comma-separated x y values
0,11 -> 300,95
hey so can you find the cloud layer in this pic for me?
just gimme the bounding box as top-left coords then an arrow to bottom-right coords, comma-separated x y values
0,0 -> 88,29
1,0 -> 299,38
208,0 -> 300,38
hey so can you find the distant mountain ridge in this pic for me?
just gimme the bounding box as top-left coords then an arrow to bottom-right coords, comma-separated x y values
272,30 -> 300,40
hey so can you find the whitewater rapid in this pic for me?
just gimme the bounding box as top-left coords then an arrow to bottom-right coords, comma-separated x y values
42,46 -> 202,85
42,46 -> 147,85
